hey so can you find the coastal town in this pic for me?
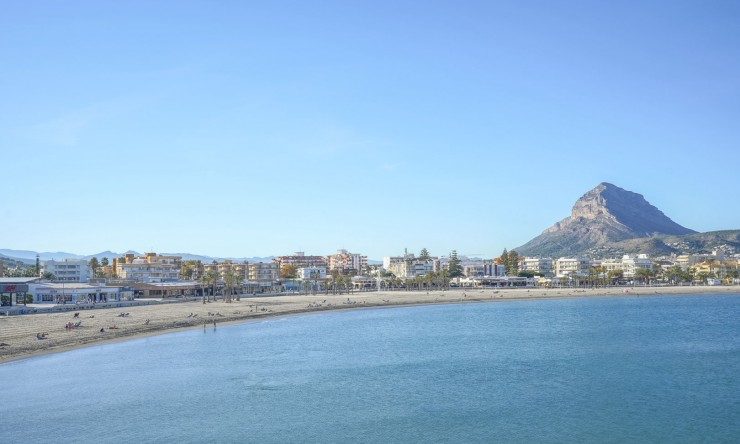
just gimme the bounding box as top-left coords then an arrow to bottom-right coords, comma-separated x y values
2,247 -> 739,308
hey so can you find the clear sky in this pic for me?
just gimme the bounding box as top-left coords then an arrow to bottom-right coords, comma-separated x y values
2,1 -> 739,260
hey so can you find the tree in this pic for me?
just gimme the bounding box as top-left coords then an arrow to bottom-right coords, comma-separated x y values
181,260 -> 197,280
198,273 -> 209,303
280,264 -> 297,279
88,257 -> 100,278
101,257 -> 109,267
608,269 -> 624,284
419,248 -> 430,260
42,271 -> 56,281
635,268 -> 651,285
202,270 -> 219,302
665,265 -> 683,284
499,249 -> 509,269
448,250 -> 464,278
506,250 -> 520,276
223,267 -> 242,303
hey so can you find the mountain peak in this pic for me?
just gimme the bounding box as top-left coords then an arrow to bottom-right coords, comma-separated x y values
517,183 -> 696,257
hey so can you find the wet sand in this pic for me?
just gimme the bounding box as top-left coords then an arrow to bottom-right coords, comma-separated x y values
1,285 -> 738,364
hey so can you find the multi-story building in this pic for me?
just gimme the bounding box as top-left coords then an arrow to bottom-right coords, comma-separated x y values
676,250 -> 724,271
297,267 -> 327,280
204,261 -> 248,280
601,254 -> 653,278
521,257 -> 554,276
248,262 -> 279,282
0,260 -> 4,277
555,257 -> 590,277
388,259 -> 435,278
327,249 -> 367,275
274,252 -> 327,269
690,261 -> 731,279
42,259 -> 91,283
115,252 -> 181,283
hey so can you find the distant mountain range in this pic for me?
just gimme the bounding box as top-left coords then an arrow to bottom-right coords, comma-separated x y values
0,249 -> 275,265
516,183 -> 740,258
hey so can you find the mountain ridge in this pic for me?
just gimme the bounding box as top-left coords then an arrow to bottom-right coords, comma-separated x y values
516,183 -> 703,257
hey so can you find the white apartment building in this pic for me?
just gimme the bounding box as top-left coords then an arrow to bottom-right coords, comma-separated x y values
297,267 -> 327,280
555,257 -> 590,277
521,258 -> 554,276
42,259 -> 91,283
601,254 -> 653,278
389,259 -> 435,278
621,254 -> 653,278
115,253 -> 181,283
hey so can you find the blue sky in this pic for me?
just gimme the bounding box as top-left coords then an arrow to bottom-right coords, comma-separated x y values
2,1 -> 739,260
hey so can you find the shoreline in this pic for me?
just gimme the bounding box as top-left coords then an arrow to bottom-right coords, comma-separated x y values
2,285 -> 739,364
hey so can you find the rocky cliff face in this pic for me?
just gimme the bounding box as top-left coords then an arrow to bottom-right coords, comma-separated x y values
516,183 -> 696,257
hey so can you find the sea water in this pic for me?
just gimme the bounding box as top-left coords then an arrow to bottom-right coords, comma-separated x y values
1,294 -> 739,443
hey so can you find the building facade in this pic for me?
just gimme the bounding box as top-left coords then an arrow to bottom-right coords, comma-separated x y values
115,252 -> 182,283
204,261 -> 249,280
327,249 -> 367,275
29,282 -> 127,304
248,262 -> 279,282
601,254 -> 653,278
555,257 -> 590,277
42,259 -> 91,283
521,257 -> 554,276
297,267 -> 327,280
274,252 -> 327,269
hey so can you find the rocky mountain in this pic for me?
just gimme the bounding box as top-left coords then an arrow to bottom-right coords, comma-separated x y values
516,183 -> 698,257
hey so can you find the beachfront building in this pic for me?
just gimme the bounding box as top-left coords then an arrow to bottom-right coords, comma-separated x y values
42,259 -> 91,283
0,277 -> 42,306
204,261 -> 249,280
297,267 -> 327,280
125,281 -> 199,298
521,257 -> 555,276
115,252 -> 182,283
602,254 -> 653,278
388,258 -> 435,278
555,257 -> 590,277
676,250 -> 724,270
327,249 -> 367,275
28,282 -> 129,304
274,252 -> 327,269
690,261 -> 733,280
248,262 -> 279,282
483,263 -> 507,277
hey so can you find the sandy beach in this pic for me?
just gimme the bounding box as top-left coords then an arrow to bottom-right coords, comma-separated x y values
1,285 -> 738,364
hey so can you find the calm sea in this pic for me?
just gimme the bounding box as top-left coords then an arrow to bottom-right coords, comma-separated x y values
1,294 -> 739,443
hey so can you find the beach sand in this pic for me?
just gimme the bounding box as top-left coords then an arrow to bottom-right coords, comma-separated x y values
2,285 -> 738,364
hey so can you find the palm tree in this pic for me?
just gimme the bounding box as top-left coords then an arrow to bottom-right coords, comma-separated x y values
203,270 -> 219,302
198,274 -> 209,304
223,267 -> 241,303
635,268 -> 651,286
88,257 -> 100,278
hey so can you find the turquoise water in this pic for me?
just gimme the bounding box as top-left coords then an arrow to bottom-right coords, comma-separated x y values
1,295 -> 739,443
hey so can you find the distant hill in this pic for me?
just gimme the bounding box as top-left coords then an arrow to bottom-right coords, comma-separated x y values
0,249 -> 274,264
516,183 -> 705,257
